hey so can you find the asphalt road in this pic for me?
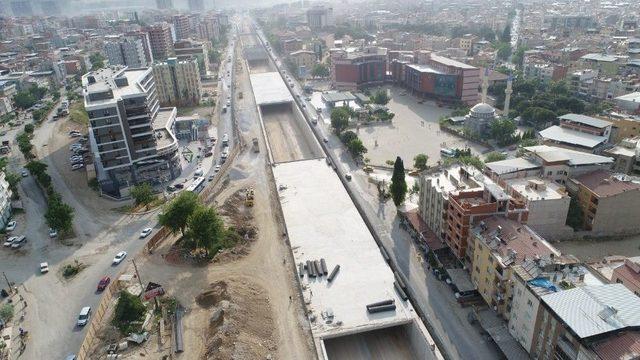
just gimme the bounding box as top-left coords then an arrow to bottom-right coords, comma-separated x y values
253,21 -> 502,360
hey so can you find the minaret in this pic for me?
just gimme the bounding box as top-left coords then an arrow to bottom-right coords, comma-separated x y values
481,67 -> 489,103
504,74 -> 513,117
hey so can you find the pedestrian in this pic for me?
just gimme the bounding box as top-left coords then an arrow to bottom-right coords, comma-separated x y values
23,301 -> 27,308
19,294 -> 23,301
289,295 -> 292,302
309,290 -> 313,298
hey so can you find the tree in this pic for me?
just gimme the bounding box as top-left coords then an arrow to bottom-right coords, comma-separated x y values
413,154 -> 429,171
501,24 -> 511,43
25,160 -> 48,177
485,151 -> 507,163
130,183 -> 156,207
330,107 -> 350,134
185,205 -> 226,255
390,157 -> 407,206
24,123 -> 34,134
112,291 -> 147,334
340,130 -> 358,144
208,48 -> 221,64
490,118 -> 517,146
521,107 -> 557,128
311,63 -> 330,78
370,90 -> 390,105
89,52 -> 105,70
13,91 -> 36,110
347,138 -> 367,159
458,155 -> 485,170
496,42 -> 512,61
5,172 -> 21,196
0,303 -> 14,322
159,191 -> 200,236
45,198 -> 74,233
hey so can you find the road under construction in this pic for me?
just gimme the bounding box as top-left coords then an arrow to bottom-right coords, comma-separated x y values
241,18 -> 444,360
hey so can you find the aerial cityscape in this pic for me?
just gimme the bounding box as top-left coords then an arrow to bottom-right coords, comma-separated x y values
1,0 -> 640,359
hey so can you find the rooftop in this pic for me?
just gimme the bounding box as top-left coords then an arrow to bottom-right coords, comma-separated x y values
612,257 -> 640,292
473,217 -> 560,268
559,113 -> 612,129
321,91 -> 357,103
406,63 -> 443,74
273,159 -> 416,339
425,165 -> 483,197
541,284 -> 640,339
538,126 -> 609,149
249,72 -> 293,106
572,170 -> 640,197
430,53 -> 476,69
524,145 -> 613,166
505,178 -> 567,201
485,157 -> 541,176
581,53 -> 618,62
592,330 -> 640,360
153,107 -> 177,149
83,66 -> 151,106
615,91 -> 640,102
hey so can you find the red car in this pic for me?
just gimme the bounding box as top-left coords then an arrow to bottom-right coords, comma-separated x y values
97,276 -> 111,292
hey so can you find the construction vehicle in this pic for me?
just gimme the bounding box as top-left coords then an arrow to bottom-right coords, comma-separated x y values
252,138 -> 259,153
245,187 -> 255,207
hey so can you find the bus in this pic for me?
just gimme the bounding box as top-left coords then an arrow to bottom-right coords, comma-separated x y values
186,176 -> 206,193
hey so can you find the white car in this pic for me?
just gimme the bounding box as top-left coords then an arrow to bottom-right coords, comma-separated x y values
10,236 -> 26,249
48,228 -> 58,238
139,228 -> 152,238
214,165 -> 221,173
71,163 -> 84,171
77,306 -> 91,326
3,236 -> 17,247
112,251 -> 127,265
40,262 -> 49,273
5,220 -> 16,231
21,170 -> 28,177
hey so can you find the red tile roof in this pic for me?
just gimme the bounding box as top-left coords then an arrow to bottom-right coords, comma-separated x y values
593,331 -> 640,360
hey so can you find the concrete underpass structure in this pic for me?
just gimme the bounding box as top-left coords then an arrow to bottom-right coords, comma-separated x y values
243,23 -> 443,359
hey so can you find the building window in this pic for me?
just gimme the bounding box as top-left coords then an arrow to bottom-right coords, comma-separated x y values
547,171 -> 552,176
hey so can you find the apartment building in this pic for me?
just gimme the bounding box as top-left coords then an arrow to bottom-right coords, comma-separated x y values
125,31 -> 154,65
610,256 -> 640,296
289,50 -> 315,76
0,171 -> 13,229
331,47 -> 387,90
173,15 -> 190,41
418,165 -> 482,240
147,23 -> 173,61
566,170 -> 640,235
174,39 -> 210,78
104,37 -> 149,68
469,217 -> 561,317
533,284 -> 640,360
502,178 -> 571,239
306,6 -> 334,29
580,53 -> 621,76
445,178 -> 528,261
0,96 -> 13,116
82,66 -> 181,198
390,51 -> 480,105
152,58 -> 201,107
196,15 -> 220,42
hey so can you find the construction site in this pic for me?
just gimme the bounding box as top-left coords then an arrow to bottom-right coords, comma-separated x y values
244,20 -> 444,360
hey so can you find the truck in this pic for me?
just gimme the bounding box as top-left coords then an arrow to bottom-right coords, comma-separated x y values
252,138 -> 259,153
245,187 -> 255,207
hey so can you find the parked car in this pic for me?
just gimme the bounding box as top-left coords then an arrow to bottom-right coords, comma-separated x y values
40,262 -> 49,273
96,276 -> 111,292
166,185 -> 176,192
345,173 -> 352,181
48,228 -> 57,238
174,183 -> 184,189
71,164 -> 84,171
214,165 -> 221,173
5,220 -> 16,231
21,170 -> 28,177
139,228 -> 152,238
10,235 -> 26,249
77,307 -> 91,326
112,251 -> 127,265
208,174 -> 215,181
3,236 -> 17,247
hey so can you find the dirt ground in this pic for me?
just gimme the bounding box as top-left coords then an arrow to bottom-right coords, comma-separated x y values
261,103 -> 322,163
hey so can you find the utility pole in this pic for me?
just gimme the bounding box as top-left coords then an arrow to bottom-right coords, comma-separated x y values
131,259 -> 144,290
2,272 -> 12,294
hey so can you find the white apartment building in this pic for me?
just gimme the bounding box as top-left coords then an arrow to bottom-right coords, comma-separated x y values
152,58 -> 201,107
83,66 -> 181,198
0,171 -> 12,229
